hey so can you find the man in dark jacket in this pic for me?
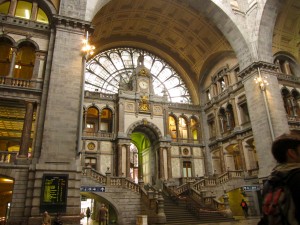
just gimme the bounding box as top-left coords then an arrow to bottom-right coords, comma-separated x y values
99,204 -> 108,225
259,131 -> 300,225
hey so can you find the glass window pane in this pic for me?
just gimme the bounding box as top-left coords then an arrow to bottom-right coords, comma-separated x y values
37,8 -> 49,24
0,1 -> 10,14
85,47 -> 191,103
15,1 -> 32,20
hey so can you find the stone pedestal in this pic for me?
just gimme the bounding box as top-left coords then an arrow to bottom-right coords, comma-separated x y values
136,215 -> 147,225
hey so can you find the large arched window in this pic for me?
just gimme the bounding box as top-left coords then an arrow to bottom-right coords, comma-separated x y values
100,108 -> 113,132
14,42 -> 36,79
86,106 -> 99,133
85,48 -> 191,103
0,0 -> 49,24
0,37 -> 13,76
168,115 -> 177,139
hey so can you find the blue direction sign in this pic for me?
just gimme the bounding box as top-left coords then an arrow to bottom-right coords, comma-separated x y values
80,186 -> 106,192
242,185 -> 260,192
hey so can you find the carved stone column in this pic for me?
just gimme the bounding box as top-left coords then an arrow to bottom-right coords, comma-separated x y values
117,144 -> 122,176
126,144 -> 130,178
8,48 -> 17,78
167,147 -> 172,179
19,101 -> 35,158
159,147 -> 164,179
213,105 -> 221,137
229,95 -> 239,127
239,62 -> 289,179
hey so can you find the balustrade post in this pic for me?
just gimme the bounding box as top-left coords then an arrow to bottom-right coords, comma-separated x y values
106,167 -> 111,186
138,178 -> 144,188
156,189 -> 166,224
222,191 -> 233,218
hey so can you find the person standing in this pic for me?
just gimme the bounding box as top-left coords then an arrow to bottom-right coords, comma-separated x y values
258,131 -> 300,225
240,199 -> 248,218
86,207 -> 91,223
42,211 -> 51,225
99,204 -> 108,225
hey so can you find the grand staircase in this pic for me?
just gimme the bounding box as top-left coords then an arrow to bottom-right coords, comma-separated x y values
164,195 -> 235,225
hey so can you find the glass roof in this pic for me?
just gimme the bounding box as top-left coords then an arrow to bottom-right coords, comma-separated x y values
85,47 -> 191,103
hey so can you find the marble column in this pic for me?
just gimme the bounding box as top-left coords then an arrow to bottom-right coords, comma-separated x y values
117,144 -> 122,176
167,147 -> 172,179
19,101 -> 35,157
126,144 -> 130,178
8,48 -> 17,78
159,147 -> 164,179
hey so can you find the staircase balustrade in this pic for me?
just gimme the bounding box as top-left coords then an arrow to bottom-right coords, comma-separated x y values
82,167 -> 140,192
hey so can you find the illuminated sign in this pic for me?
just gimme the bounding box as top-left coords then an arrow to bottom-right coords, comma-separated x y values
40,174 -> 68,213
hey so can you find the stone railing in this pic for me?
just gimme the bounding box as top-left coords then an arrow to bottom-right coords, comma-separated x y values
85,91 -> 116,100
248,168 -> 259,177
0,77 -> 43,90
0,151 -> 18,164
171,138 -> 200,144
82,167 -> 140,192
218,170 -> 243,184
82,131 -> 114,139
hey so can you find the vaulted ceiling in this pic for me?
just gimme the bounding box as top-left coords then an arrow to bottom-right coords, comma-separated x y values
90,0 -> 233,97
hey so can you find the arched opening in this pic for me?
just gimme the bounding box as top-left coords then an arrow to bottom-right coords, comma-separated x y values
130,132 -> 152,184
14,42 -> 36,80
0,37 -> 13,77
86,106 -> 99,133
100,108 -> 113,133
80,193 -> 117,225
0,176 -> 13,224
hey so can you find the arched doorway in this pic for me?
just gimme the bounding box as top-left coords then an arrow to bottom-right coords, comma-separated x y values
127,120 -> 167,186
0,176 -> 13,224
130,132 -> 153,184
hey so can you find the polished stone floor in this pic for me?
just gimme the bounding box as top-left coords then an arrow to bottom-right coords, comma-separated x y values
80,216 -> 260,225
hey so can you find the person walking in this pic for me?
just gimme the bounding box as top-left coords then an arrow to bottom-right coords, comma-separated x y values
53,213 -> 63,225
86,207 -> 91,223
240,199 -> 248,218
99,204 -> 108,225
42,211 -> 51,225
258,131 -> 300,225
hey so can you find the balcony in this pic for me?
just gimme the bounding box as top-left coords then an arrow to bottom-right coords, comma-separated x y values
0,77 -> 43,90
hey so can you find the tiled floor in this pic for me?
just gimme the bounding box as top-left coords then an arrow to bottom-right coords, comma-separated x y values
80,216 -> 261,225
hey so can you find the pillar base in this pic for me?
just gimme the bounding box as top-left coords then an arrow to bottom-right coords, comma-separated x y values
15,156 -> 31,165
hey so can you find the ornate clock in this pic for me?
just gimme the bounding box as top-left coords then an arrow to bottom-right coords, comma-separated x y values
138,80 -> 149,90
87,142 -> 95,150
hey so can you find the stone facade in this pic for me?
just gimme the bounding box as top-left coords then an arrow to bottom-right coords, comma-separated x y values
0,0 -> 300,225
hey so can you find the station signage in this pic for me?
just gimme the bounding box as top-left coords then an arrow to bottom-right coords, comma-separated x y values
80,186 -> 106,192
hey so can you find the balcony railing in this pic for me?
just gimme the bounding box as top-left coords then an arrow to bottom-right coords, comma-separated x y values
0,77 -> 43,90
0,151 -> 18,164
82,131 -> 114,138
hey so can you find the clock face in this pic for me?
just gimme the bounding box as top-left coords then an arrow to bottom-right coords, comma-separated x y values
87,142 -> 95,150
139,80 -> 148,89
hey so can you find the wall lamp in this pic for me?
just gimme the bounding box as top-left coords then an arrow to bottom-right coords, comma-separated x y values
82,31 -> 95,55
77,31 -> 95,155
254,74 -> 269,91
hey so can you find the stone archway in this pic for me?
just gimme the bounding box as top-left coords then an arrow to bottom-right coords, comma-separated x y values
126,119 -> 168,185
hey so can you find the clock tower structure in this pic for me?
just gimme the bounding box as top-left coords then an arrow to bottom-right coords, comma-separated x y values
132,55 -> 154,112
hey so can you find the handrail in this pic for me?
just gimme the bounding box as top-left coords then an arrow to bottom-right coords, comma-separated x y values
81,167 -> 140,192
